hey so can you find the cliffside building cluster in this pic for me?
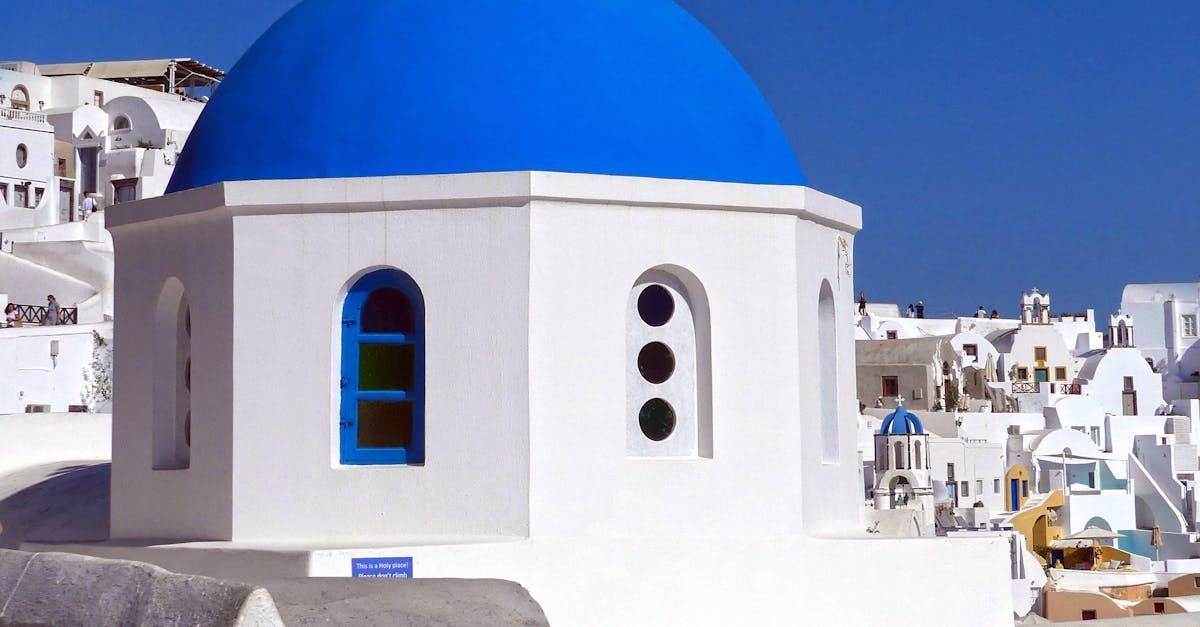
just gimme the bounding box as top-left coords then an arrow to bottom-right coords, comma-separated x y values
858,284 -> 1200,620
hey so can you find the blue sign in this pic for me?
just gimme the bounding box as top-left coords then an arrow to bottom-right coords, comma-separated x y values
351,556 -> 413,578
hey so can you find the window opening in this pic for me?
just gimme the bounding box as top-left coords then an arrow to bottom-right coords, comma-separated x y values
340,269 -> 424,465
637,284 -> 674,327
113,178 -> 138,204
639,398 -> 676,441
817,281 -> 839,462
152,279 -> 190,469
10,86 -> 29,111
637,342 -> 675,384
881,376 -> 899,397
627,269 -> 711,458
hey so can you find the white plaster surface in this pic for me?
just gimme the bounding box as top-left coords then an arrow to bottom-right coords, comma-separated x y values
0,324 -> 111,414
0,413 -> 108,474
29,535 -> 1014,627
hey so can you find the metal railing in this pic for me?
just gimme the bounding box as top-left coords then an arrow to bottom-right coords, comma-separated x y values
1012,381 -> 1041,394
0,107 -> 48,124
1051,383 -> 1082,395
3,304 -> 78,326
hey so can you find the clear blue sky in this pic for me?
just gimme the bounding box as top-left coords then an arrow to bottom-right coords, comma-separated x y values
7,1 -> 1197,318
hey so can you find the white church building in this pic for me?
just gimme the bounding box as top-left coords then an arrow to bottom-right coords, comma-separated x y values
31,1 -> 1018,624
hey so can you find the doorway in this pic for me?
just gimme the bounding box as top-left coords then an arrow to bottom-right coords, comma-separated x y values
78,147 -> 99,194
58,181 -> 74,222
1122,391 -> 1137,415
1033,514 -> 1049,547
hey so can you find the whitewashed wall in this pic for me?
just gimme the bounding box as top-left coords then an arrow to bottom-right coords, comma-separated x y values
0,322 -> 110,414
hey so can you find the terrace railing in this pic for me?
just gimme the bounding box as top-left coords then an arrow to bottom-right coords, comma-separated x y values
3,304 -> 78,326
0,107 -> 48,124
1012,381 -> 1041,394
1051,383 -> 1082,395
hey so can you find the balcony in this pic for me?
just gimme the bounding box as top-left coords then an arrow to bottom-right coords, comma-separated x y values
1050,383 -> 1082,395
2,304 -> 78,327
0,107 -> 48,125
1012,381 -> 1041,394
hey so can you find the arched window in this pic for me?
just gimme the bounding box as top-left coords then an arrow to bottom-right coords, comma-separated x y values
893,441 -> 905,469
818,280 -> 839,462
340,268 -> 424,465
10,86 -> 29,112
113,115 -> 132,131
153,279 -> 190,469
626,267 -> 711,458
913,440 -> 923,470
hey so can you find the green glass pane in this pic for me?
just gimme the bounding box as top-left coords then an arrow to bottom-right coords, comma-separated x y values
357,400 -> 413,448
359,343 -> 414,391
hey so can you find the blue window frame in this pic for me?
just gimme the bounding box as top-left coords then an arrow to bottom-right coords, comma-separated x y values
340,268 -> 424,465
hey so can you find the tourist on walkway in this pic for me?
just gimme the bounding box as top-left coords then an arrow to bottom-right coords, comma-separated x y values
81,195 -> 97,219
3,303 -> 17,327
44,295 -> 59,326
858,291 -> 867,315
915,300 -> 925,318
990,309 -> 1000,319
906,304 -> 915,318
976,305 -> 987,318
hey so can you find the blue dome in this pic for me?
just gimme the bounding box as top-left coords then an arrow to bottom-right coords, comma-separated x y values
166,0 -> 807,193
879,405 -> 925,435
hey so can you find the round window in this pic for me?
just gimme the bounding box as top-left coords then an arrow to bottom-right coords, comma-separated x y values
638,398 -> 676,441
637,284 -> 674,327
15,144 -> 27,168
637,342 -> 675,384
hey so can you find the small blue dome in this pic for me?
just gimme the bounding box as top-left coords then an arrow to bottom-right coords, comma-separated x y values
879,405 -> 925,435
167,0 -> 807,193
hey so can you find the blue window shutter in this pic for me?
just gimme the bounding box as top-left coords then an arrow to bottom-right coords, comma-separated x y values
339,269 -> 424,465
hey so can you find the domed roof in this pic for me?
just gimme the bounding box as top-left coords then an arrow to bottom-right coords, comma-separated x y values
166,0 -> 807,193
879,405 -> 925,435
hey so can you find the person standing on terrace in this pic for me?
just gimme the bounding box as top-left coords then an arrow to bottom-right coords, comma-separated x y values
44,295 -> 59,326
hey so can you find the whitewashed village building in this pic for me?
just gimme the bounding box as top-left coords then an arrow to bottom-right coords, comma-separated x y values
20,1 -> 1025,625
0,60 -> 217,413
1122,282 -> 1200,404
859,285 -> 1200,621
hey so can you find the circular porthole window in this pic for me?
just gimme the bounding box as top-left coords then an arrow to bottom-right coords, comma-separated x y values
15,144 -> 27,168
637,342 -> 675,384
637,284 -> 674,327
638,398 -> 676,441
